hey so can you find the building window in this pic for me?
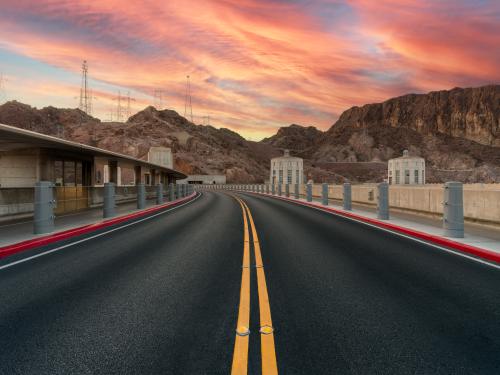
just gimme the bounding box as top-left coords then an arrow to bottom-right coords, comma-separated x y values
279,170 -> 283,183
405,170 -> 410,184
414,170 -> 419,184
395,170 -> 400,184
287,170 -> 292,184
296,170 -> 299,184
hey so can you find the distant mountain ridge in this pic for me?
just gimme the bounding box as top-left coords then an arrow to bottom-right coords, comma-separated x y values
0,84 -> 498,183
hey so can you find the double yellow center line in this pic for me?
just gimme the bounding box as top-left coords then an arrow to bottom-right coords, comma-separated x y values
231,196 -> 278,375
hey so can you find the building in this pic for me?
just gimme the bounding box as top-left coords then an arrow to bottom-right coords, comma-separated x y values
177,174 -> 226,184
147,147 -> 173,169
270,150 -> 303,185
388,150 -> 425,185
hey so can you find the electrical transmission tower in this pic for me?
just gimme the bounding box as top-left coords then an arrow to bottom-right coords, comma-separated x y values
0,72 -> 6,103
126,91 -> 136,119
78,60 -> 91,115
153,89 -> 167,110
184,75 -> 193,122
203,115 -> 211,126
113,91 -> 135,122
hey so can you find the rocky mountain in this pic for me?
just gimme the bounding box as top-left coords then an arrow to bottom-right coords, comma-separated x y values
0,84 -> 498,183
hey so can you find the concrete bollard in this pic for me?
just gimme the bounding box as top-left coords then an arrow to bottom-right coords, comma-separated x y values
156,183 -> 163,205
294,184 -> 300,199
103,182 -> 116,219
343,182 -> 352,211
34,181 -> 55,234
377,182 -> 389,220
285,184 -> 290,197
443,182 -> 464,238
137,183 -> 146,209
306,183 -> 312,202
322,183 -> 329,205
169,183 -> 175,201
278,184 -> 282,196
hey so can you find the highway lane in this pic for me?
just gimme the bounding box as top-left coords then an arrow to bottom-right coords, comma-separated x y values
0,192 -> 244,374
238,192 -> 500,374
1,190 -> 500,374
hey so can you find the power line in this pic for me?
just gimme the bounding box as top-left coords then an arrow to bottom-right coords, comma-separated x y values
184,75 -> 193,122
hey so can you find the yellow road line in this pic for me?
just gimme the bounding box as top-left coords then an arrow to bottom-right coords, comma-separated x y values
241,200 -> 279,375
231,198 -> 251,375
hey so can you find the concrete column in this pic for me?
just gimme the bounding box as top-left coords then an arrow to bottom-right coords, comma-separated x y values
137,182 -> 146,209
34,181 -> 55,234
278,184 -> 282,196
103,182 -> 116,219
343,183 -> 352,211
306,183 -> 312,202
294,184 -> 300,199
377,182 -> 389,220
443,182 -> 464,238
156,183 -> 163,205
169,183 -> 175,201
271,184 -> 275,195
285,184 -> 290,197
322,183 -> 329,205
266,184 -> 270,194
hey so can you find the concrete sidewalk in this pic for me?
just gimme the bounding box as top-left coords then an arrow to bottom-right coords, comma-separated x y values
258,192 -> 500,254
0,199 -> 159,248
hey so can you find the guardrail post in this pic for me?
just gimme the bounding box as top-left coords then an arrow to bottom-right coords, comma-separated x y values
285,184 -> 290,197
377,182 -> 389,220
278,184 -> 282,196
169,183 -> 175,201
322,183 -> 329,205
156,183 -> 163,205
306,183 -> 312,202
103,182 -> 116,219
443,182 -> 464,238
343,182 -> 352,211
137,182 -> 146,209
34,181 -> 55,234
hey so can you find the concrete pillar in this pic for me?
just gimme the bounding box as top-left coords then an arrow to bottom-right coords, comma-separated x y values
137,182 -> 146,209
294,184 -> 299,199
322,183 -> 329,205
443,182 -> 464,238
103,182 -> 116,219
285,184 -> 290,197
377,182 -> 389,220
278,184 -> 282,196
34,181 -> 55,234
266,184 -> 270,194
156,183 -> 163,205
343,183 -> 352,211
306,183 -> 312,202
169,183 -> 175,201
271,184 -> 275,195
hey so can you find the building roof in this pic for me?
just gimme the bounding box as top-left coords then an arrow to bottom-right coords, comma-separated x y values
390,150 -> 425,161
271,149 -> 303,161
0,123 -> 187,179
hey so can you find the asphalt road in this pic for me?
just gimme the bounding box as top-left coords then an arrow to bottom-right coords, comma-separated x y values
1,191 -> 500,374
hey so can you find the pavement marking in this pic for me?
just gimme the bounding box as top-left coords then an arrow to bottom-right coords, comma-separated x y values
241,199 -> 278,375
231,197 -> 251,375
0,193 -> 202,271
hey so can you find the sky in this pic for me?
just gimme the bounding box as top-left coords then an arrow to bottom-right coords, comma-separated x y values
0,0 -> 498,140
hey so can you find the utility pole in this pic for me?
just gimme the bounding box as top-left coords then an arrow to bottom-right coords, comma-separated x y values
184,75 -> 193,122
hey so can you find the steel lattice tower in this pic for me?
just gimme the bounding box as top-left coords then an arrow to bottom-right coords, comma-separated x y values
184,75 -> 193,122
79,60 -> 91,114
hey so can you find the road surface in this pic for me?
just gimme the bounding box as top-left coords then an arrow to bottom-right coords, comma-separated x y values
1,191 -> 500,374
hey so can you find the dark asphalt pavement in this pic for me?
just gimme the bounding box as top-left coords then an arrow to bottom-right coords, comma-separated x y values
1,191 -> 500,374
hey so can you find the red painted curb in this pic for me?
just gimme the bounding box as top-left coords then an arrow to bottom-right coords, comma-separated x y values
247,192 -> 500,264
0,193 -> 198,260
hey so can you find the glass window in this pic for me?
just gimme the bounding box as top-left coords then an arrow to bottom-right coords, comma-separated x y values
405,170 -> 410,184
54,160 -> 63,186
395,170 -> 400,184
278,170 -> 283,183
287,170 -> 292,184
64,161 -> 76,186
296,170 -> 299,184
414,170 -> 419,184
76,162 -> 83,186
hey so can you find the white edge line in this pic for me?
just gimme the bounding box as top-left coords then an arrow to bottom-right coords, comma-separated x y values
246,192 -> 500,271
0,193 -> 202,271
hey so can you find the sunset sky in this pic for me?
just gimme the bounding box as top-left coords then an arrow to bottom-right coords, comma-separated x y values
0,0 -> 498,139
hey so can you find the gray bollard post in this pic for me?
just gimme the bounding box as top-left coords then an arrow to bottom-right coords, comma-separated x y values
137,182 -> 146,209
34,181 -> 55,234
343,182 -> 352,211
278,184 -> 282,196
156,183 -> 163,205
377,182 -> 389,220
306,183 -> 312,202
322,183 -> 329,205
294,184 -> 300,199
169,183 -> 175,202
443,182 -> 464,238
285,184 -> 290,197
103,182 -> 116,219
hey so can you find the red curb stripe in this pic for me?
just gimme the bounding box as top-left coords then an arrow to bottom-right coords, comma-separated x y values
0,193 -> 198,260
247,192 -> 500,264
